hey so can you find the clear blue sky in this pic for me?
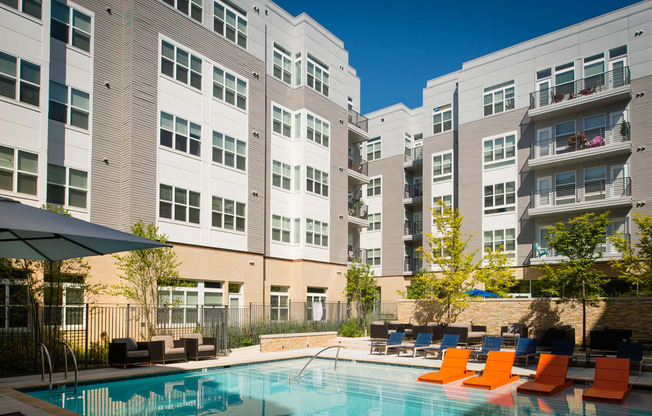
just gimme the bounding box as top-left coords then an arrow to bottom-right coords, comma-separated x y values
274,0 -> 641,114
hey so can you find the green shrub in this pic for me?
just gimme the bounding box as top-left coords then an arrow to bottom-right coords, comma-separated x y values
339,319 -> 359,337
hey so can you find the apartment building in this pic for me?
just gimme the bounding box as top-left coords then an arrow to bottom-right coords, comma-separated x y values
0,0 -> 370,316
363,1 -> 652,299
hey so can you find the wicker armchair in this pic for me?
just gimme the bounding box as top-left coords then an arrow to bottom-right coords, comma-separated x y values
109,337 -> 151,368
182,333 -> 217,360
149,335 -> 188,364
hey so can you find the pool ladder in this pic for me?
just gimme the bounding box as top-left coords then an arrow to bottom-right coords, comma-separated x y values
289,345 -> 345,383
40,342 -> 78,394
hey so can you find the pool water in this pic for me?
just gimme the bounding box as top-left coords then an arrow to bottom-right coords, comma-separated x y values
26,358 -> 652,415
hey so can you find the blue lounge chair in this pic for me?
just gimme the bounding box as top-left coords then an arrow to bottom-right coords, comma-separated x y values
422,334 -> 460,359
617,341 -> 644,375
397,333 -> 434,358
534,243 -> 549,258
515,337 -> 539,366
469,336 -> 503,361
370,332 -> 405,355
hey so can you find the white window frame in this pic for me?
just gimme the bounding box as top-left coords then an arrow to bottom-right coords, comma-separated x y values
306,219 -> 328,247
159,184 -> 201,224
51,1 -> 92,53
366,248 -> 381,266
306,167 -> 329,197
211,196 -> 246,232
0,0 -> 42,19
160,40 -> 202,90
272,214 -> 291,243
367,213 -> 381,231
483,81 -> 514,116
555,171 -> 576,205
270,286 -> 289,321
159,112 -> 201,157
161,0 -> 202,23
367,176 -> 381,197
433,152 -> 453,182
0,146 -> 38,196
432,195 -> 452,219
0,279 -> 28,329
483,133 -> 516,169
272,160 -> 292,190
272,105 -> 292,138
306,113 -> 330,148
46,164 -> 88,209
213,65 -> 247,110
483,228 -> 516,258
49,81 -> 90,130
367,138 -> 381,161
212,130 -> 246,171
0,51 -> 40,107
306,57 -> 329,96
484,181 -> 516,215
213,0 -> 247,48
157,285 -> 201,326
306,288 -> 327,321
273,45 -> 292,85
433,105 -> 452,134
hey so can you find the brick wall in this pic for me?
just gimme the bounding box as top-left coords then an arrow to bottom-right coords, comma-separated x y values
398,298 -> 652,344
259,332 -> 338,352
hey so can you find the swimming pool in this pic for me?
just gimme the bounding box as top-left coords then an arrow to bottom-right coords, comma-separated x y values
25,358 -> 652,415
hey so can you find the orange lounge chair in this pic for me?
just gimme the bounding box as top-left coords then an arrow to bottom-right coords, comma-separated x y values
417,348 -> 475,384
462,351 -> 520,390
582,357 -> 633,404
517,354 -> 573,396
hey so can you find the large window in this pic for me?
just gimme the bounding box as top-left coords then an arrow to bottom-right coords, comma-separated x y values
162,0 -> 202,23
483,80 -> 514,116
213,66 -> 247,110
272,160 -> 292,190
555,62 -> 574,95
367,213 -> 381,231
49,81 -> 90,129
0,279 -> 28,329
306,167 -> 328,197
484,229 -> 516,255
212,131 -> 245,170
158,284 -> 199,325
213,0 -> 247,48
484,181 -> 515,214
306,114 -> 329,148
367,138 -> 381,161
554,120 -> 576,153
270,286 -> 289,321
272,105 -> 292,138
0,51 -> 40,106
483,134 -> 516,169
46,164 -> 87,208
306,288 -> 326,321
51,1 -> 92,53
366,248 -> 381,266
367,177 -> 381,197
272,215 -> 291,243
584,166 -> 606,201
0,0 -> 41,19
211,196 -> 245,232
433,105 -> 452,134
433,195 -> 452,216
160,112 -> 201,156
159,184 -> 200,224
0,146 -> 37,195
306,219 -> 328,247
273,45 -> 292,85
43,278 -> 84,328
307,57 -> 329,96
555,171 -> 576,205
433,153 -> 452,182
161,40 -> 202,90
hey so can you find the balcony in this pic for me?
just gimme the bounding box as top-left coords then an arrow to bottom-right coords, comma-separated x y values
348,200 -> 369,228
529,123 -> 632,169
404,257 -> 423,275
348,109 -> 368,144
348,246 -> 366,263
530,234 -> 629,265
404,147 -> 424,169
528,67 -> 631,120
404,183 -> 423,206
347,155 -> 369,185
529,177 -> 632,217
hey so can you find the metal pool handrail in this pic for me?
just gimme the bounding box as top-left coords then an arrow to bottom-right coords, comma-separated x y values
290,346 -> 345,383
40,343 -> 52,391
62,341 -> 79,393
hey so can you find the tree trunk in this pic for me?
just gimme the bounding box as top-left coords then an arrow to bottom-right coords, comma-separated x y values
582,301 -> 587,351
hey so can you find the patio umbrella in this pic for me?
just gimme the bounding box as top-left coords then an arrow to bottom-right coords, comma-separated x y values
0,196 -> 170,261
465,289 -> 500,298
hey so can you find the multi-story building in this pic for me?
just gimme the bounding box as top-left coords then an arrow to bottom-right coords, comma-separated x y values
0,0 -> 370,316
363,1 -> 652,299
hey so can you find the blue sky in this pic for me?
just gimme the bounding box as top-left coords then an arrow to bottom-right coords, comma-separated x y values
274,0 -> 640,114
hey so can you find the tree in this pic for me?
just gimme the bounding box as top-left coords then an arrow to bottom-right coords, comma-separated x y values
537,211 -> 611,350
612,213 -> 652,295
416,201 -> 515,323
344,261 -> 377,331
112,221 -> 181,338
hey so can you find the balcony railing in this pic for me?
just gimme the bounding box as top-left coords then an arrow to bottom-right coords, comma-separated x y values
348,155 -> 368,176
404,183 -> 423,199
404,147 -> 424,163
532,233 -> 630,259
530,177 -> 631,209
529,67 -> 631,110
348,108 -> 368,132
347,246 -> 366,263
530,123 -> 631,159
404,220 -> 423,236
404,257 -> 423,273
348,200 -> 368,219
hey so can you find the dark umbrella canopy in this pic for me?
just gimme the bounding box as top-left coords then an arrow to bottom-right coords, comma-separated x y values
465,288 -> 500,298
0,197 -> 170,261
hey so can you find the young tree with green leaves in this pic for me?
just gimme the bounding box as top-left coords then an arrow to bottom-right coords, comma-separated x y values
611,213 -> 652,295
344,261 -> 378,332
416,201 -> 515,323
537,211 -> 611,350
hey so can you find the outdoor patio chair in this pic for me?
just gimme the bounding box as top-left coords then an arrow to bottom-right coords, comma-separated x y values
514,337 -> 539,367
469,336 -> 503,361
182,333 -> 217,361
370,331 -> 405,355
534,243 -> 549,258
422,333 -> 460,359
427,322 -> 444,342
501,323 -> 528,346
109,337 -> 151,368
149,335 -> 188,364
550,338 -> 576,365
617,341 -> 644,375
582,357 -> 632,404
417,348 -> 475,384
397,332 -> 433,358
462,351 -> 520,390
517,354 -> 573,396
370,321 -> 389,340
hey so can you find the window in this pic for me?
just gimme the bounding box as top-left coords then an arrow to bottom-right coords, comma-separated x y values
483,134 -> 516,169
555,171 -> 576,205
49,81 -> 90,129
484,229 -> 516,254
46,164 -> 87,208
366,248 -> 381,266
51,1 -> 91,53
433,105 -> 452,134
484,182 -> 515,214
433,153 -> 452,182
272,160 -> 292,190
367,138 -> 381,161
42,279 -> 84,328
272,105 -> 292,137
306,219 -> 328,247
367,213 -> 381,231
158,284 -> 200,325
159,184 -> 200,224
0,279 -> 28,329
160,112 -> 201,156
212,196 -> 245,232
307,288 -> 326,321
433,195 -> 452,215
554,120 -> 576,153
272,215 -> 291,243
213,0 -> 247,48
555,62 -> 574,95
306,114 -> 330,148
0,0 -> 41,19
306,167 -> 328,197
273,45 -> 292,84
0,51 -> 40,106
213,66 -> 247,110
161,40 -> 202,90
307,57 -> 329,96
367,177 -> 381,197
483,81 -> 514,116
162,0 -> 202,23
212,131 -> 245,170
584,166 -> 606,201
270,286 -> 288,321
0,146 -> 37,195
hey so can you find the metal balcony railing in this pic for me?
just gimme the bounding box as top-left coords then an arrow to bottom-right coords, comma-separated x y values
404,183 -> 423,199
532,233 -> 630,259
348,155 -> 368,176
347,246 -> 366,263
530,177 -> 631,209
404,220 -> 423,236
529,67 -> 631,110
404,147 -> 424,163
348,200 -> 368,219
530,123 -> 631,159
404,257 -> 423,273
348,108 -> 368,132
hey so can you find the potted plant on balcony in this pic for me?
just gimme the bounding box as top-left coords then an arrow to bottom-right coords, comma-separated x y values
349,199 -> 367,218
619,120 -> 630,141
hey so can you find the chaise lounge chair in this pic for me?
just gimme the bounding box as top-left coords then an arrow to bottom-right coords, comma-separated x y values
515,337 -> 539,367
417,348 -> 475,384
617,341 -> 644,376
397,332 -> 433,358
421,334 -> 460,359
370,331 -> 405,355
582,357 -> 632,404
469,336 -> 502,361
462,351 -> 520,390
517,354 -> 574,396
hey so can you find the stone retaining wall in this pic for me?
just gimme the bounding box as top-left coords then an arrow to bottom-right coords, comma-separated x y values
398,297 -> 652,344
259,332 -> 338,352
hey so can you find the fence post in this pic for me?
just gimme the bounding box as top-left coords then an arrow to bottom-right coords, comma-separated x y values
249,302 -> 252,335
223,306 -> 228,354
126,304 -> 130,338
337,301 -> 341,325
84,303 -> 89,369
